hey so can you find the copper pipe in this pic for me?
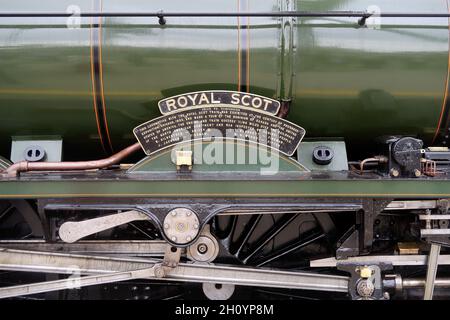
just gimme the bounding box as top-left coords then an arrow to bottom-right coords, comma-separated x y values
2,142 -> 142,177
359,155 -> 388,174
359,158 -> 379,174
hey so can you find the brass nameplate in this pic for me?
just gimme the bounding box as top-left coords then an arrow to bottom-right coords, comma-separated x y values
158,91 -> 280,115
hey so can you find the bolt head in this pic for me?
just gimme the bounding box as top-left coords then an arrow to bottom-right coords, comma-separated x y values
171,211 -> 177,216
164,223 -> 170,229
197,243 -> 208,254
194,223 -> 199,229
390,168 -> 399,177
154,266 -> 165,278
186,236 -> 192,242
171,236 -> 177,242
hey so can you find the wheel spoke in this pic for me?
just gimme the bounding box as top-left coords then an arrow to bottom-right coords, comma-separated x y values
240,213 -> 300,264
254,231 -> 325,267
230,214 -> 262,256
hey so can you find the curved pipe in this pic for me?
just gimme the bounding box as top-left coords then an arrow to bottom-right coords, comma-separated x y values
359,156 -> 388,174
2,142 -> 142,177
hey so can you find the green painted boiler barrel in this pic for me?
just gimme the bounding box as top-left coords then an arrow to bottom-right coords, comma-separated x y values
0,0 -> 448,160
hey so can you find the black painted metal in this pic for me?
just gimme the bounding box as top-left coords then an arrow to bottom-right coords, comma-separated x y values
216,215 -> 238,252
10,200 -> 43,237
336,227 -> 360,259
230,214 -> 263,257
337,262 -> 393,300
255,231 -> 326,267
240,213 -> 300,264
361,199 -> 392,252
39,199 -> 362,237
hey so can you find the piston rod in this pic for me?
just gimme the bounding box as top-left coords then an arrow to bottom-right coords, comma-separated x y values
403,278 -> 450,288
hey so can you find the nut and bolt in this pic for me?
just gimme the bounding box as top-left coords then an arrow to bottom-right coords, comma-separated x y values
390,168 -> 400,177
356,280 -> 375,298
154,266 -> 165,278
197,243 -> 208,254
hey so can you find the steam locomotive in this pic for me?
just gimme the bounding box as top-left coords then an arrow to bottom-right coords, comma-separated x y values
0,0 -> 449,300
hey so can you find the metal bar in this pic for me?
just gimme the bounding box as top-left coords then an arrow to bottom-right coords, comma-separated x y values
310,255 -> 450,267
58,210 -> 148,243
424,243 -> 441,300
0,267 -> 156,299
218,209 -> 351,216
1,11 -> 450,18
0,248 -> 154,274
169,264 -> 349,293
421,229 -> 450,236
403,278 -> 450,288
0,240 -> 169,257
37,201 -> 446,216
0,248 -> 349,297
2,175 -> 450,199
385,200 -> 438,210
419,215 -> 450,220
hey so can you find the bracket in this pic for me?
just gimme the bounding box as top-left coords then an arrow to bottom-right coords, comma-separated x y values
154,245 -> 181,278
336,199 -> 392,258
338,262 -> 392,300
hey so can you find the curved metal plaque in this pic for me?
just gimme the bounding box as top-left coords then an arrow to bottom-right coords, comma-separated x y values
133,106 -> 305,156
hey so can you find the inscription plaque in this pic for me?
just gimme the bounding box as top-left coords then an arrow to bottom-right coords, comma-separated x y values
134,106 -> 305,156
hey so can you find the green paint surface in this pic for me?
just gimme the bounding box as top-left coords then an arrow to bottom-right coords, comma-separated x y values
0,0 -> 447,160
